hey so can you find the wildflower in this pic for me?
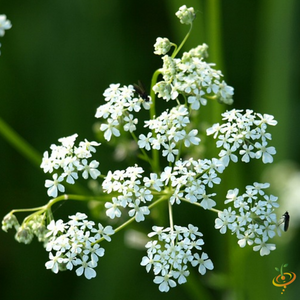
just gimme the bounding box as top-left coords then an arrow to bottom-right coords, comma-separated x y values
0,15 -> 12,36
78,159 -> 101,179
154,37 -> 172,55
175,5 -> 195,25
45,174 -> 65,198
75,255 -> 97,279
191,252 -> 214,275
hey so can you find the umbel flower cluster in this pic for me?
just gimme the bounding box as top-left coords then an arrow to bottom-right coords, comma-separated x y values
2,5 -> 284,293
0,14 -> 12,55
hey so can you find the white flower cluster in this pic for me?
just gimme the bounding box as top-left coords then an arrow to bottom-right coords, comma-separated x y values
207,109 -> 277,166
45,212 -> 114,279
175,5 -> 196,25
141,225 -> 213,292
40,133 -> 101,197
103,156 -> 225,223
102,166 -> 153,222
165,158 -> 224,207
139,105 -> 200,162
95,83 -> 151,141
215,183 -> 280,256
153,44 -> 234,106
154,37 -> 172,55
0,15 -> 11,36
0,14 -> 12,55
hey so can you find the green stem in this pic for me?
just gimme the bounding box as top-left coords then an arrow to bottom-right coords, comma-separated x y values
149,68 -> 163,174
149,69 -> 162,119
11,194 -> 102,221
0,117 -> 41,167
93,195 -> 168,245
168,199 -> 174,231
180,198 -> 221,214
172,23 -> 193,58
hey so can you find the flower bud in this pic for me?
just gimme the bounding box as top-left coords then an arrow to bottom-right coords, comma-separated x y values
1,213 -> 19,232
15,226 -> 34,244
154,37 -> 172,55
175,5 -> 195,25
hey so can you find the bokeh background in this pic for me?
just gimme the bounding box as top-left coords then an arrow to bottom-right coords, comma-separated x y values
1,0 -> 299,299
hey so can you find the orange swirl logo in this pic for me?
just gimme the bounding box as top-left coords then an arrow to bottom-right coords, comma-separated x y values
272,264 -> 296,294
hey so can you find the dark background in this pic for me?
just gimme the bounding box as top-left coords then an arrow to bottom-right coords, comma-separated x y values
1,0 -> 299,299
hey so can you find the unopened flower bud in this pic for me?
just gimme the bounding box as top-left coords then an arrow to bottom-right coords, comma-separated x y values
154,37 -> 172,55
175,5 -> 196,25
2,213 -> 19,232
15,226 -> 34,244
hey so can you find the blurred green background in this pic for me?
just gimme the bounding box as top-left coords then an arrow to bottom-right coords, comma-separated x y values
1,0 -> 299,299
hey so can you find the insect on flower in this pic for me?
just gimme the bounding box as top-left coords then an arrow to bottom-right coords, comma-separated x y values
278,211 -> 290,232
134,80 -> 150,102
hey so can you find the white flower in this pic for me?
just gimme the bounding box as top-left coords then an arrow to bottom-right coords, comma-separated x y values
153,274 -> 177,292
160,166 -> 177,185
215,208 -> 236,234
75,255 -> 97,279
224,188 -> 239,204
68,212 -> 88,226
187,90 -> 206,110
123,114 -> 138,132
184,129 -> 201,147
254,141 -> 276,163
240,144 -> 256,163
201,171 -> 221,188
92,224 -> 115,242
138,133 -> 153,150
45,251 -> 63,274
143,173 -> 163,191
46,219 -> 66,238
84,243 -> 105,263
141,253 -> 156,273
78,139 -> 100,154
237,231 -> 255,248
162,142 -> 178,162
58,133 -> 78,148
172,265 -> 190,284
191,252 -> 214,275
128,200 -> 150,222
105,198 -> 122,219
45,174 -> 65,198
253,236 -> 276,256
78,159 -> 101,179
199,192 -> 216,209
62,166 -> 78,184
0,15 -> 12,37
100,118 -> 120,141
64,252 -> 77,270
40,151 -> 55,173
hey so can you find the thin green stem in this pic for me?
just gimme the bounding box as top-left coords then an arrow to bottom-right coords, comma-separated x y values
10,194 -> 103,222
180,198 -> 221,214
0,117 -> 41,167
172,23 -> 193,58
168,199 -> 174,233
93,195 -> 168,245
149,69 -> 162,119
149,68 -> 163,174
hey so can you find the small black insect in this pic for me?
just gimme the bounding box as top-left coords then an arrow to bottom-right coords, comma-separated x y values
283,211 -> 290,231
278,211 -> 290,231
133,80 -> 150,102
